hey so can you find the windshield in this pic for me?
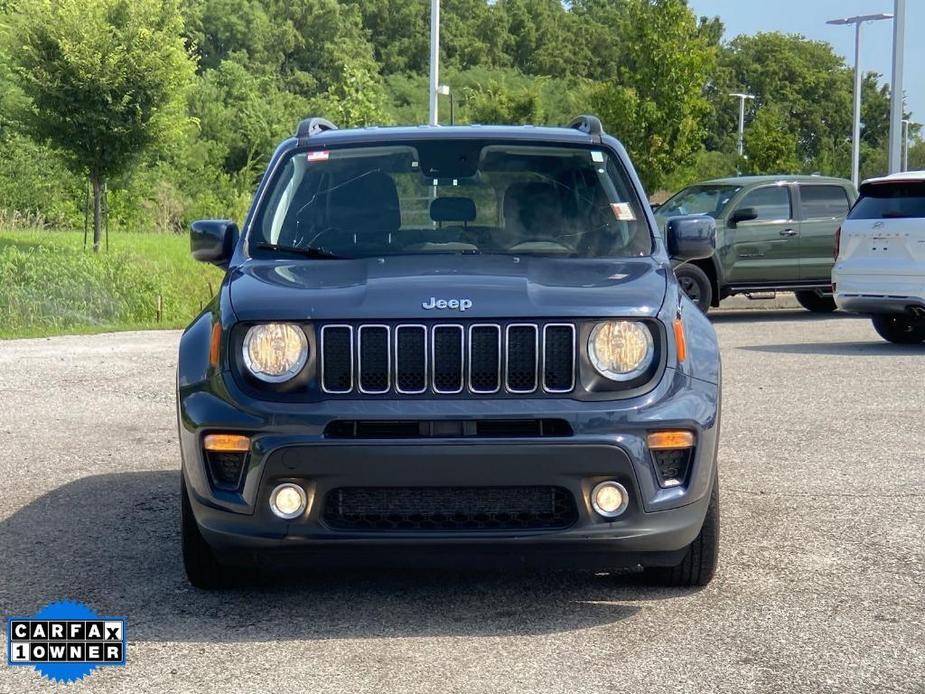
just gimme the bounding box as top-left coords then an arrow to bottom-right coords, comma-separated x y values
850,181 -> 925,219
249,141 -> 652,259
655,184 -> 742,219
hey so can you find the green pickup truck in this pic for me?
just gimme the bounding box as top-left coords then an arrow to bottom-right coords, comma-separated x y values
654,176 -> 857,313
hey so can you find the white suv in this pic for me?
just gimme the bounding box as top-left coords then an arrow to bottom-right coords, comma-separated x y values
833,171 -> 925,343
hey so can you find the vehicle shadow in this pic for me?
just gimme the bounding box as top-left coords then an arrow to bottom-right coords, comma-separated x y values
710,309 -> 859,324
740,341 -> 925,356
0,472 -> 692,642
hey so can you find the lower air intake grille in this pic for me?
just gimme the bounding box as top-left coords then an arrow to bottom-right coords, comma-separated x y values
323,486 -> 577,532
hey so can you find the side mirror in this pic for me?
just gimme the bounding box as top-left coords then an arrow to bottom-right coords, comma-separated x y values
729,206 -> 758,226
666,215 -> 715,262
191,220 -> 238,267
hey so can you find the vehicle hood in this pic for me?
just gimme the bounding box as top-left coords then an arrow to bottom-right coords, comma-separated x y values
226,255 -> 668,321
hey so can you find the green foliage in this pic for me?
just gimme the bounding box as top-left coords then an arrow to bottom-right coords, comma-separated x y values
10,0 -> 195,184
0,134 -> 83,227
705,32 -> 852,172
0,229 -> 222,337
0,0 -> 916,247
588,0 -> 717,192
463,82 -> 541,125
742,106 -> 799,175
661,149 -> 738,194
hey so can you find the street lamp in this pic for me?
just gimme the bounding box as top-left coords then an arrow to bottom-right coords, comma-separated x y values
729,93 -> 755,157
826,12 -> 893,188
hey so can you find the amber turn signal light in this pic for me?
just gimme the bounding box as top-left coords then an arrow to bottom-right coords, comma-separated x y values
673,319 -> 687,362
209,322 -> 222,368
203,433 -> 251,453
647,430 -> 695,450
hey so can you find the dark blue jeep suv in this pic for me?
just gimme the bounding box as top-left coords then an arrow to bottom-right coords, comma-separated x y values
177,116 -> 722,589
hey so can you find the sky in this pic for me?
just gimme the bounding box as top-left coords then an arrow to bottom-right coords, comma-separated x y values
688,0 -> 924,124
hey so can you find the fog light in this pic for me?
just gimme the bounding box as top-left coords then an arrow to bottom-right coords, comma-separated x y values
591,481 -> 629,518
269,483 -> 307,519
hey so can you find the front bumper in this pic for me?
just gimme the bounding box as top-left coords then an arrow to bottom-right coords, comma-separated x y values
178,366 -> 720,567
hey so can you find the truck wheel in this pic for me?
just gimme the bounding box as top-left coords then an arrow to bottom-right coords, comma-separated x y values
794,290 -> 836,313
643,476 -> 719,588
181,476 -> 226,589
674,264 -> 712,314
871,314 -> 925,344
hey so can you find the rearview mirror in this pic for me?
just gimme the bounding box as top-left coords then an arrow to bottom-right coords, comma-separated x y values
191,220 -> 238,268
729,206 -> 758,226
666,215 -> 715,262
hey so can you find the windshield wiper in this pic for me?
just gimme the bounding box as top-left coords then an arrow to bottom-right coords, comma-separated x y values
255,243 -> 346,260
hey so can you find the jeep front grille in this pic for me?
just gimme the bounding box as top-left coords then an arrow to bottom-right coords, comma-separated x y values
319,322 -> 576,396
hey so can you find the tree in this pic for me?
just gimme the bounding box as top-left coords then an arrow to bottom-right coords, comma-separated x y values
588,0 -> 717,191
705,33 -> 853,174
463,80 -> 543,125
742,106 -> 799,175
11,0 -> 195,251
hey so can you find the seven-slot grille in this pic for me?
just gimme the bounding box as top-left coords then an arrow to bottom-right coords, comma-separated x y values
320,322 -> 576,396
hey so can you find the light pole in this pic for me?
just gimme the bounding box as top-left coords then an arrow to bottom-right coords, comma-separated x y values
888,0 -> 906,173
826,12 -> 892,188
729,93 -> 755,157
428,0 -> 440,126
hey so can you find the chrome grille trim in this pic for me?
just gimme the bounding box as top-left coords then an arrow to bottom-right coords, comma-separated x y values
542,323 -> 577,393
320,325 -> 354,394
467,324 -> 502,394
431,324 -> 465,394
504,323 -> 539,394
394,324 -> 428,394
318,321 -> 575,396
357,324 -> 391,394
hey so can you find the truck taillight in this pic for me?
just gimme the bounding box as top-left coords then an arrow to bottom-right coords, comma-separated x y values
833,226 -> 841,260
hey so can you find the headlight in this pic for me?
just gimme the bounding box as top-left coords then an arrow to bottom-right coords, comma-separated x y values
242,323 -> 308,383
588,320 -> 654,381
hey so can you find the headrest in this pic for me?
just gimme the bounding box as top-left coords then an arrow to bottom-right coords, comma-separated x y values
326,170 -> 401,232
503,181 -> 566,230
430,196 -> 477,223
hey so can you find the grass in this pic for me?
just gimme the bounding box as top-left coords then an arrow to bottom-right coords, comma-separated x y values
0,229 -> 224,339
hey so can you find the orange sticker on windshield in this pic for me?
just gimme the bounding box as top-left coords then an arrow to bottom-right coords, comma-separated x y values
611,202 -> 635,221
306,150 -> 330,162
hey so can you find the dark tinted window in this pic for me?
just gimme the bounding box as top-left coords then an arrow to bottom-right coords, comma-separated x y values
736,185 -> 791,221
800,185 -> 850,218
252,142 -> 652,258
849,181 -> 925,219
654,184 -> 741,219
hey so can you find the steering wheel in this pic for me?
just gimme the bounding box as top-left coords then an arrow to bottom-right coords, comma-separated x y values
301,226 -> 345,252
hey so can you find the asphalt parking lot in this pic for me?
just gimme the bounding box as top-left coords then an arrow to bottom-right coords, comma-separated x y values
1,308 -> 923,693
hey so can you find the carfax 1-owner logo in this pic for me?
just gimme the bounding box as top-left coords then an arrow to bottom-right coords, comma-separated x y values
7,600 -> 127,684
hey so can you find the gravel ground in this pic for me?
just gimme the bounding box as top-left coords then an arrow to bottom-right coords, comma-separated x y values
1,309 -> 923,693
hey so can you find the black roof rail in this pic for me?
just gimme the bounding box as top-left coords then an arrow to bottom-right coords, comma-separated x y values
566,115 -> 604,143
296,117 -> 338,139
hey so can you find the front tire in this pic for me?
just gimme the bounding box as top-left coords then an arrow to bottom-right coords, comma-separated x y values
643,476 -> 720,587
181,476 -> 226,589
871,314 -> 925,344
794,290 -> 837,313
674,264 -> 713,314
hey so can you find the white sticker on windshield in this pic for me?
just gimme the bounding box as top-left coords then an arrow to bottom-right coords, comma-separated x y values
306,150 -> 330,162
591,151 -> 604,163
611,202 -> 636,221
